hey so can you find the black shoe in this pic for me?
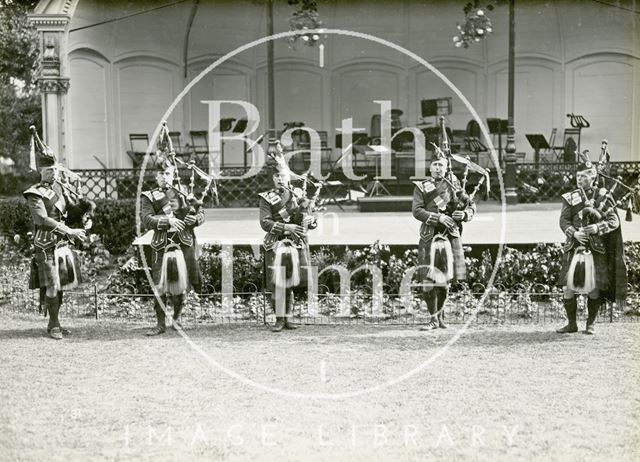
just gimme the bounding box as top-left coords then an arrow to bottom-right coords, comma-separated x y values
556,323 -> 578,334
558,298 -> 578,334
284,319 -> 297,330
145,325 -> 166,336
271,318 -> 285,332
48,326 -> 70,335
48,327 -> 63,340
586,298 -> 599,335
438,319 -> 448,329
419,320 -> 438,331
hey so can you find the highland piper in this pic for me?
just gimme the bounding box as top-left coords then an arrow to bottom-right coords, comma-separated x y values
259,140 -> 319,332
140,157 -> 205,336
411,117 -> 487,331
556,145 -> 629,335
24,127 -> 91,340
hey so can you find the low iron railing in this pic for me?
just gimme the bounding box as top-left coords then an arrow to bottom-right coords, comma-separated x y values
2,263 -> 637,326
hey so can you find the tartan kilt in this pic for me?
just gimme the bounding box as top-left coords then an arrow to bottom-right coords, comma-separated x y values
151,244 -> 201,289
559,247 -> 609,291
263,240 -> 311,293
29,247 -> 83,291
417,235 -> 466,285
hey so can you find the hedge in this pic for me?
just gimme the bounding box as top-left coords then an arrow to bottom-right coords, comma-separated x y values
0,197 -> 136,255
104,241 -> 640,297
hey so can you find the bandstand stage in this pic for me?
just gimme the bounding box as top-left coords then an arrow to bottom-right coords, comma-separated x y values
134,202 -> 640,247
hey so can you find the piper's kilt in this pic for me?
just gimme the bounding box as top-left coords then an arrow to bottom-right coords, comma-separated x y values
263,240 -> 311,293
151,244 -> 201,289
560,247 -> 609,291
417,235 -> 466,285
29,246 -> 83,291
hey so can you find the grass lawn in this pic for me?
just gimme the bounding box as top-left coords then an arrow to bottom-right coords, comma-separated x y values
0,312 -> 638,462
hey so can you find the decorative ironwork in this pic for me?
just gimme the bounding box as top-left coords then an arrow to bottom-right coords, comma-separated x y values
75,168 -> 274,206
516,161 -> 640,203
1,271 -> 637,325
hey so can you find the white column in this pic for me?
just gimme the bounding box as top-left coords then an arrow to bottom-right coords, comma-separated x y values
28,14 -> 71,165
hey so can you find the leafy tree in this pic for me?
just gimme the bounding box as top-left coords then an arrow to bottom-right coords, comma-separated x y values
0,0 -> 41,171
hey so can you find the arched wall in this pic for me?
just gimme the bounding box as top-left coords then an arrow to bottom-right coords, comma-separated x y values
62,1 -> 640,167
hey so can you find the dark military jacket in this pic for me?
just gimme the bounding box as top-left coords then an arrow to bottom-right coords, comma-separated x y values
23,182 -> 69,250
559,187 -> 619,254
258,188 -> 317,251
411,176 -> 476,244
140,186 -> 204,251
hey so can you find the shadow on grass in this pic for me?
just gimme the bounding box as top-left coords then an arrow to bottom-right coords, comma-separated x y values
454,328 -> 582,347
0,321 -> 270,343
0,317 -> 628,347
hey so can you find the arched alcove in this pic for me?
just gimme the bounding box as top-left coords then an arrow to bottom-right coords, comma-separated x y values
332,60 -> 406,138
257,60 -> 330,136
113,55 -> 181,166
566,52 -> 639,158
68,48 -> 111,168
411,59 -> 485,130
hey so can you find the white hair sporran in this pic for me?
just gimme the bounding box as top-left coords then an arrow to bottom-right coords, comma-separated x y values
567,246 -> 596,294
55,245 -> 79,290
157,243 -> 188,295
429,234 -> 454,285
272,239 -> 300,289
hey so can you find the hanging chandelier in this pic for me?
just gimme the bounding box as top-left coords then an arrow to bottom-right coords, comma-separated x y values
286,0 -> 324,48
453,1 -> 494,48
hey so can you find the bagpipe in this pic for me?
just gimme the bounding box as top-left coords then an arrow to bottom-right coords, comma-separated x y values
266,139 -> 321,289
30,126 -> 96,233
593,139 -> 639,222
566,143 -> 639,294
427,117 -> 491,284
266,138 -> 324,227
153,122 -> 215,296
431,117 -> 491,217
156,121 -> 219,212
29,126 -> 93,292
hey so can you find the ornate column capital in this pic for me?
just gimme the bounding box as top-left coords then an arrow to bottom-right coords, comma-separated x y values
28,14 -> 70,32
37,78 -> 70,94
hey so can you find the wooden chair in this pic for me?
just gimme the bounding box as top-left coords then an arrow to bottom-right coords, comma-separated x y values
450,129 -> 466,154
464,136 -> 488,164
168,131 -> 192,163
553,128 -> 581,162
317,130 -> 328,148
127,133 -> 149,168
169,131 -> 182,151
189,130 -> 209,169
319,154 -> 351,211
538,128 -> 561,163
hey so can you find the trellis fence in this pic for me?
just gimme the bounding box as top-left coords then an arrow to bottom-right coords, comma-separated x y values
76,167 -> 273,207
517,161 -> 639,202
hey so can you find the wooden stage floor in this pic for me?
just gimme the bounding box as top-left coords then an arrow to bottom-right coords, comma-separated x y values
134,202 -> 640,246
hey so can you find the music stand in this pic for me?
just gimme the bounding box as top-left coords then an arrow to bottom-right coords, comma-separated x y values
487,118 -> 508,165
365,145 -> 392,197
525,134 -> 551,169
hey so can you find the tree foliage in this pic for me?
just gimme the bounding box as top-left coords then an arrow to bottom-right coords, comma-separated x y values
0,0 -> 41,170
